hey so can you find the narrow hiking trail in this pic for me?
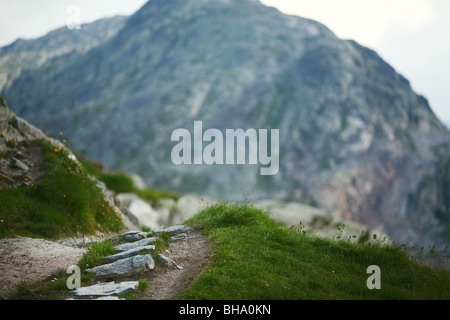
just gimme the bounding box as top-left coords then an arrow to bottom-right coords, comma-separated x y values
0,227 -> 212,300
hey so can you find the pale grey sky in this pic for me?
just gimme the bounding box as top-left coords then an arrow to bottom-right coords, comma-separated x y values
0,0 -> 449,126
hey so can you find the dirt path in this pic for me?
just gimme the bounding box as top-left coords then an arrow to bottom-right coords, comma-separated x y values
0,229 -> 212,300
141,229 -> 212,300
0,236 -> 86,299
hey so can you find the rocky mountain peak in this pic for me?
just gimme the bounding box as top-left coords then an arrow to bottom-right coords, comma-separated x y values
1,1 -> 449,247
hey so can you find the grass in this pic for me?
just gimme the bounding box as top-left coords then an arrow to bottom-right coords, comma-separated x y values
0,139 -> 124,239
179,203 -> 450,300
12,269 -> 74,300
76,153 -> 180,204
77,239 -> 117,271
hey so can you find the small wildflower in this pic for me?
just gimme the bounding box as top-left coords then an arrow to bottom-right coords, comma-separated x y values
24,178 -> 28,181
63,140 -> 67,143
59,132 -> 63,135
332,270 -> 335,274
266,283 -> 269,287
63,194 -> 66,198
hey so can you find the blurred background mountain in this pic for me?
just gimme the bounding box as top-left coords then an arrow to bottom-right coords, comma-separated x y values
1,0 -> 449,248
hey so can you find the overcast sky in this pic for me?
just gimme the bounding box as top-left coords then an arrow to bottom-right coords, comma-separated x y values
0,0 -> 449,126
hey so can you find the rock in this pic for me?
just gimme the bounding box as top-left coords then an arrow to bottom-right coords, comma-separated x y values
116,193 -> 161,230
72,281 -> 139,297
153,225 -> 191,236
158,254 -> 179,269
115,237 -> 158,252
92,295 -> 127,300
171,233 -> 188,242
116,230 -> 149,242
130,174 -> 147,190
119,207 -> 141,231
104,245 -> 155,264
154,198 -> 177,225
0,138 -> 7,154
86,254 -> 154,278
174,196 -> 208,223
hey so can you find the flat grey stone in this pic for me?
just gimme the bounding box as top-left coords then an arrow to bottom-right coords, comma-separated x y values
118,231 -> 143,236
93,296 -> 127,300
158,254 -> 178,269
123,232 -> 148,242
12,158 -> 29,171
104,245 -> 155,263
170,233 -> 188,242
115,237 -> 158,252
115,230 -> 149,242
72,281 -> 139,297
153,225 -> 191,236
86,254 -> 154,278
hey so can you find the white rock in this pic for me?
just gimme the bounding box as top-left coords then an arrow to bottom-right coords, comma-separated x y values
158,254 -> 178,269
86,254 -> 154,278
115,237 -> 158,252
116,193 -> 161,229
72,281 -> 139,297
153,225 -> 190,236
104,245 -> 155,263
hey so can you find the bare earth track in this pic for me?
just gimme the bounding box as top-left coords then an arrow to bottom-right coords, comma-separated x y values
0,229 -> 212,300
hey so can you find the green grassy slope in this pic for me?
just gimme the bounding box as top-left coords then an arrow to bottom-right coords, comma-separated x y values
180,203 -> 450,300
76,154 -> 180,205
0,139 -> 124,239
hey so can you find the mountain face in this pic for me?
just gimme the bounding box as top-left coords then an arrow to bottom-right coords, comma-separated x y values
1,0 -> 449,247
0,15 -> 127,92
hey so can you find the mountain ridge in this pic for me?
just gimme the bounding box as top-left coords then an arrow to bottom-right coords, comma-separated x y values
1,0 -> 449,248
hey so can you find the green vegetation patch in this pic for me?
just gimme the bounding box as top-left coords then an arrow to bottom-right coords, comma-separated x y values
11,269 -> 74,300
77,239 -> 117,271
0,140 -> 124,239
180,203 -> 450,300
76,153 -> 180,204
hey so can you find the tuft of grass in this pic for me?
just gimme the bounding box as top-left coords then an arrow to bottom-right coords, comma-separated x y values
98,171 -> 136,194
77,154 -> 180,204
0,140 -> 124,239
153,231 -> 172,255
11,269 -> 75,300
180,203 -> 450,300
138,280 -> 149,293
77,240 -> 117,271
137,187 -> 180,204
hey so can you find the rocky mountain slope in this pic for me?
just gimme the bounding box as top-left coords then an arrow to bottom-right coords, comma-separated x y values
0,15 -> 127,92
1,0 -> 449,247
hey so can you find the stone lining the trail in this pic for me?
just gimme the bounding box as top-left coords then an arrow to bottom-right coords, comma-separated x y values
115,237 -> 158,252
72,281 -> 139,297
103,245 -> 155,263
68,225 -> 190,300
153,225 -> 191,236
117,231 -> 149,243
86,254 -> 155,278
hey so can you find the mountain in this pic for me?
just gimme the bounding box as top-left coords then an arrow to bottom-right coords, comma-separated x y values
0,15 -> 127,92
1,0 -> 449,247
